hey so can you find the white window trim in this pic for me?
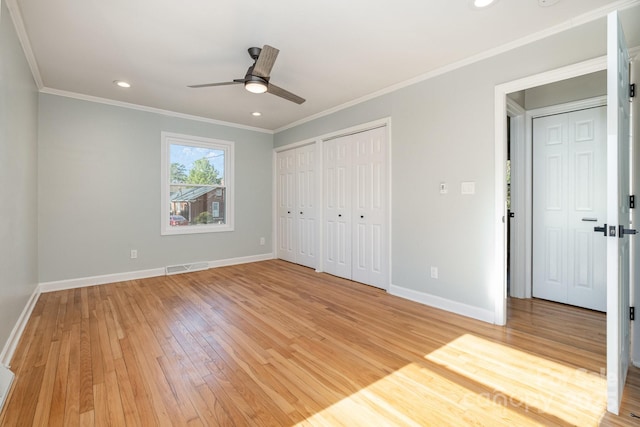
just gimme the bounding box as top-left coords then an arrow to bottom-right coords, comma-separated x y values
161,131 -> 234,235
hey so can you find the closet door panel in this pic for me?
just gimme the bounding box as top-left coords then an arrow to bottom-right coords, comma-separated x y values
276,150 -> 296,263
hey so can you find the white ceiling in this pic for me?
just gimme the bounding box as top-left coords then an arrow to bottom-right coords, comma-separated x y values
7,0 -> 640,131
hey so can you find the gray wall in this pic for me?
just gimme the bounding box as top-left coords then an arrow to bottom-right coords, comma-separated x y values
275,10 -> 640,314
38,94 -> 273,282
524,70 -> 607,110
0,1 -> 39,352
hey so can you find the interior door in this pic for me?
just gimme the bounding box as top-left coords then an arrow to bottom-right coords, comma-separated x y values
276,150 -> 296,263
606,10 -> 632,415
532,107 -> 607,311
295,145 -> 317,268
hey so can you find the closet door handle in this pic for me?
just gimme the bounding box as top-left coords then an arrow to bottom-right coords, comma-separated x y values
360,215 -> 364,219
300,211 -> 303,215
338,214 -> 342,217
287,211 -> 291,214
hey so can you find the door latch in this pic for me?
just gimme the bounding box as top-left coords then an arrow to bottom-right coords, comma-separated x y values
619,225 -> 637,238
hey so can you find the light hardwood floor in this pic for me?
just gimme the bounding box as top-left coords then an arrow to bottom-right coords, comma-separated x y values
1,260 -> 639,426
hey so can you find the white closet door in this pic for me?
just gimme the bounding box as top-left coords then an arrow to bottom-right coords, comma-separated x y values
276,150 -> 296,263
295,144 -> 317,268
532,106 -> 606,311
351,127 -> 387,288
324,137 -> 352,279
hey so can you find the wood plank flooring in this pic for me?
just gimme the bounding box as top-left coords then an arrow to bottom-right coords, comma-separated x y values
1,259 -> 639,426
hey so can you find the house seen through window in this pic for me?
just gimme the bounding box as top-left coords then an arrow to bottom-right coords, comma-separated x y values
161,132 -> 234,235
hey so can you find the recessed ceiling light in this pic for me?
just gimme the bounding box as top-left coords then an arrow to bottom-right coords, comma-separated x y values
472,0 -> 496,8
113,80 -> 131,88
251,112 -> 262,117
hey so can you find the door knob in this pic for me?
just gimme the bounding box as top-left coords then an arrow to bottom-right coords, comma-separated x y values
360,215 -> 364,219
300,211 -> 303,215
594,224 -> 607,236
287,211 -> 291,214
338,214 -> 342,217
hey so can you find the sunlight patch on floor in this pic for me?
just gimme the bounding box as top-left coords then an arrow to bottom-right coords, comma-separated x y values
296,334 -> 606,426
424,334 -> 607,426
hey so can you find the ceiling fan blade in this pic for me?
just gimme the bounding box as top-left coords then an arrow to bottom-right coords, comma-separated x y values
267,83 -> 306,104
253,45 -> 279,78
188,81 -> 243,88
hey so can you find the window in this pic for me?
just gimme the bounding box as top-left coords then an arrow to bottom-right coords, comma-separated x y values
161,132 -> 234,235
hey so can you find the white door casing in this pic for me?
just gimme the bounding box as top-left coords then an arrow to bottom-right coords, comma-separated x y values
606,10 -> 632,415
532,107 -> 607,311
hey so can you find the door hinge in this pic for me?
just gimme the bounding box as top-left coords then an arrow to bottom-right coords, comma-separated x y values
631,307 -> 636,321
631,195 -> 636,209
631,83 -> 636,98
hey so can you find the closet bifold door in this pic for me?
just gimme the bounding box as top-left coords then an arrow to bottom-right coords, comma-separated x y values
323,136 -> 352,279
276,149 -> 296,263
323,126 -> 388,289
276,144 -> 317,268
295,144 -> 317,269
351,127 -> 387,289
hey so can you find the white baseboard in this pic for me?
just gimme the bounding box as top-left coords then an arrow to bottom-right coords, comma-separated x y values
388,284 -> 495,324
39,268 -> 166,293
0,286 -> 40,367
208,253 -> 274,268
38,253 -> 275,294
0,365 -> 14,414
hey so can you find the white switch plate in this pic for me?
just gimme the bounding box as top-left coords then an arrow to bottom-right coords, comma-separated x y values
439,183 -> 448,194
461,181 -> 476,195
259,237 -> 266,246
130,249 -> 138,259
430,266 -> 438,279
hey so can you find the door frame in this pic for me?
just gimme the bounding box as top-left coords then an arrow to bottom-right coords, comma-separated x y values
494,56 -> 608,325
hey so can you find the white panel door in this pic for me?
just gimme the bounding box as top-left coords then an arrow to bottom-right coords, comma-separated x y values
324,137 -> 352,280
606,10 -> 631,415
351,127 -> 387,289
295,144 -> 317,268
276,150 -> 296,263
533,106 -> 607,311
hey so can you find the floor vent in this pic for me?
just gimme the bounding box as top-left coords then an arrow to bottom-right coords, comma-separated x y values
0,365 -> 14,413
165,262 -> 209,276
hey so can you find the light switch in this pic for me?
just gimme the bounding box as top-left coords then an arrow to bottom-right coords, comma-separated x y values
439,182 -> 448,194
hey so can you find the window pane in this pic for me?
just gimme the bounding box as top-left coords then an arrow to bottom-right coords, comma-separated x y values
169,144 -> 226,227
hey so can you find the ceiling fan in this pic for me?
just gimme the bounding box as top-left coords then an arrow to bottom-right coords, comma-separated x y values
188,45 -> 306,105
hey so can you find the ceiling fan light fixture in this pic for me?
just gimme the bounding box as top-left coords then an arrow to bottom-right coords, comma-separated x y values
473,0 -> 496,8
245,76 -> 268,94
113,80 -> 131,88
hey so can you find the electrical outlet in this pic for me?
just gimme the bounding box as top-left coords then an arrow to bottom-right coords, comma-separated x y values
130,249 -> 138,259
430,266 -> 438,279
259,237 -> 266,246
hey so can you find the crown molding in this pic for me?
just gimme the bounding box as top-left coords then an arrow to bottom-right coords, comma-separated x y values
4,0 -> 43,89
275,0 -> 640,133
40,87 -> 274,134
